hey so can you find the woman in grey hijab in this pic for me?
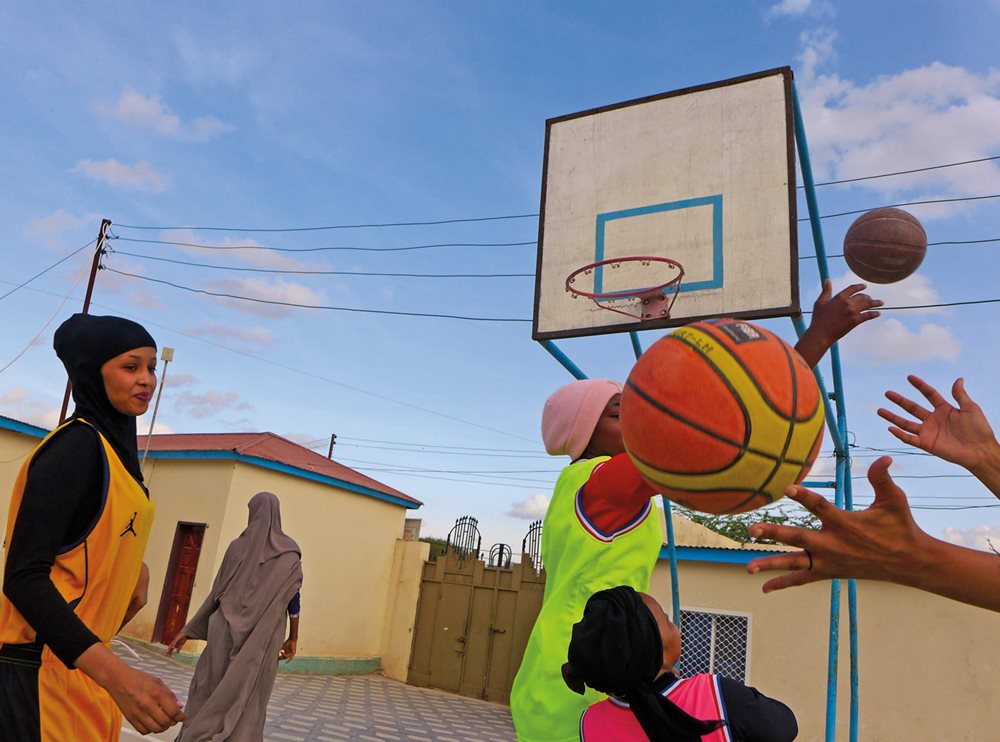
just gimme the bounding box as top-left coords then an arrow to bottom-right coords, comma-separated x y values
167,491 -> 303,741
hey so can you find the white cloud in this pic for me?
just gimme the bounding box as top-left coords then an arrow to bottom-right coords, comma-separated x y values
796,28 -> 837,81
24,209 -> 103,251
165,373 -> 198,388
283,432 -> 324,448
25,209 -> 94,235
796,56 -> 1000,208
765,0 -> 831,20
806,454 -> 836,479
507,493 -> 550,520
161,229 -> 306,270
136,413 -> 175,435
0,389 -> 59,429
71,159 -> 171,193
184,321 -> 276,349
835,272 -> 946,314
942,525 -> 1000,552
206,277 -> 326,318
92,90 -> 233,142
173,389 -> 253,419
841,317 -> 960,364
830,273 -> 960,364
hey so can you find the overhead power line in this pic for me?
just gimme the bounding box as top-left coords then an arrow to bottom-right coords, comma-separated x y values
0,279 -> 540,443
115,250 -> 533,278
114,213 -> 539,232
106,268 -> 532,323
805,193 -> 1000,221
109,154 -> 1000,234
0,239 -> 96,303
805,154 -> 1000,188
114,236 -> 536,253
111,264 -> 1000,319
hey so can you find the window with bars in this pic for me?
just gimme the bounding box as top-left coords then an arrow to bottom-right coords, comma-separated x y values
675,608 -> 750,683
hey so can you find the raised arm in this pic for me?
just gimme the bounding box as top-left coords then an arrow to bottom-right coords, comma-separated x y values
793,281 -> 882,368
878,375 -> 1000,497
746,457 -> 1000,613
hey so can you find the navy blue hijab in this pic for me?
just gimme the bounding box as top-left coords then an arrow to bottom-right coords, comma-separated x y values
53,313 -> 156,482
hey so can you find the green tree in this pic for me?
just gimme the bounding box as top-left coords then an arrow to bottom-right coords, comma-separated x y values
672,504 -> 819,545
419,536 -> 448,561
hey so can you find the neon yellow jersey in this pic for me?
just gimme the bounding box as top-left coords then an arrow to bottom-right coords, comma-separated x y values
510,457 -> 663,742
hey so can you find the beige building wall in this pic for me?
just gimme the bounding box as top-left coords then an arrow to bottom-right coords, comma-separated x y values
652,556 -> 1000,741
380,538 -> 431,681
0,425 -> 425,677
223,461 -> 409,659
126,457 -> 235,643
0,424 -> 47,538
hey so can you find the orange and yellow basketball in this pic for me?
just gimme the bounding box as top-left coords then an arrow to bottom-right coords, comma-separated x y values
620,319 -> 824,514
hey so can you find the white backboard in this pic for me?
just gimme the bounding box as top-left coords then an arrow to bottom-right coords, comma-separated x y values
533,67 -> 799,340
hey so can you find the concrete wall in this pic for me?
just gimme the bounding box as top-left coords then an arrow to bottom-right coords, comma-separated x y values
380,538 -> 431,681
0,423 -> 46,537
224,461 -> 410,661
126,456 -> 236,644
1,426 -> 426,677
651,557 -> 1000,741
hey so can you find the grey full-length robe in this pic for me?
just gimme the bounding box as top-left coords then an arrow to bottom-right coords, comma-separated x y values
176,492 -> 303,741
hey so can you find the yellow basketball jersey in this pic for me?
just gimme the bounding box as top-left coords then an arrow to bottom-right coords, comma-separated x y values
0,418 -> 155,648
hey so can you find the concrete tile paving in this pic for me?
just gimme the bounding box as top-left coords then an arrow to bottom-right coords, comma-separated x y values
115,641 -> 516,741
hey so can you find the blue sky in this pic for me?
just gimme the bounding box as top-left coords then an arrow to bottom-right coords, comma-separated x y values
2,0 -> 1000,553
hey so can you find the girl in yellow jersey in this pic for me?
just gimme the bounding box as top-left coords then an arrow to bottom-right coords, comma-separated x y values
0,313 -> 185,741
510,282 -> 882,742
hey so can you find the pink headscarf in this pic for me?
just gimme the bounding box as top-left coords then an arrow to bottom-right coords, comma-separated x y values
541,379 -> 622,460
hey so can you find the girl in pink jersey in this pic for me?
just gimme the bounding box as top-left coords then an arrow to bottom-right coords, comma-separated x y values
564,586 -> 797,741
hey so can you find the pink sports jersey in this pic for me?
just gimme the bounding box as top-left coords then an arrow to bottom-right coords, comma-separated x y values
580,673 -> 731,742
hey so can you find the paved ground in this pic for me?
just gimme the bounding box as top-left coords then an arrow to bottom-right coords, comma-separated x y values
115,640 -> 516,741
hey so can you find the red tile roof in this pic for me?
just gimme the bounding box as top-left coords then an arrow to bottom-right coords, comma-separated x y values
139,431 -> 421,507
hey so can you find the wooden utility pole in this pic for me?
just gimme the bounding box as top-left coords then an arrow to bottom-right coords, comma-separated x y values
327,433 -> 337,459
58,219 -> 112,424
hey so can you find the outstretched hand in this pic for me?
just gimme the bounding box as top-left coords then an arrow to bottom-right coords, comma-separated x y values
878,376 -> 998,471
794,281 -> 882,367
746,457 -> 930,592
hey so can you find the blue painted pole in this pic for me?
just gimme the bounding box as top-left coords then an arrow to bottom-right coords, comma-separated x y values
629,330 -> 644,360
794,81 -> 859,742
630,330 -> 682,627
539,340 -> 588,380
844,472 -> 860,740
792,315 -> 844,456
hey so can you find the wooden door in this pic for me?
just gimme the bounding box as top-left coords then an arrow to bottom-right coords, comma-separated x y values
153,523 -> 206,643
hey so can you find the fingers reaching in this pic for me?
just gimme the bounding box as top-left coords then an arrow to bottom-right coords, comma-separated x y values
906,374 -> 948,408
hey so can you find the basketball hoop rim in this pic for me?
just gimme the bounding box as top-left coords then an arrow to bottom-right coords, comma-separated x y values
564,255 -> 685,301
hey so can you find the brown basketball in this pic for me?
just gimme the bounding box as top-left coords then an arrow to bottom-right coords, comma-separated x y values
843,207 -> 927,284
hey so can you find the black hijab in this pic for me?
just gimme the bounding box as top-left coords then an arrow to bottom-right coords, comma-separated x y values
563,586 -> 725,742
53,313 -> 156,482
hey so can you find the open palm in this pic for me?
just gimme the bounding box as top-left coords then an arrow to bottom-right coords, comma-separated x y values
877,376 -> 997,470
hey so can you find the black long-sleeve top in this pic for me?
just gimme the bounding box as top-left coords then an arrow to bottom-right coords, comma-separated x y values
3,425 -> 109,667
715,674 -> 799,741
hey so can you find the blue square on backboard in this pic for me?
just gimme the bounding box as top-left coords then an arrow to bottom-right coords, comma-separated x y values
593,194 -> 723,296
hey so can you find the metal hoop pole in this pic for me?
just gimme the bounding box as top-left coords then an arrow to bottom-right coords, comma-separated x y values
538,340 -> 588,380
794,81 -> 859,742
630,332 -> 682,628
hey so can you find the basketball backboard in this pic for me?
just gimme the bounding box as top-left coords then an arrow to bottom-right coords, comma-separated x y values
533,67 -> 799,340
